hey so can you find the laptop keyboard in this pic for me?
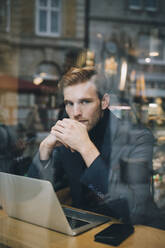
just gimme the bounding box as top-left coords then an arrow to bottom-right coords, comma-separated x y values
63,206 -> 97,221
66,216 -> 89,229
63,206 -> 110,229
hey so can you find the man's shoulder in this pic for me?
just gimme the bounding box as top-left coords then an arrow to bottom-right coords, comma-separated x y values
115,117 -> 154,142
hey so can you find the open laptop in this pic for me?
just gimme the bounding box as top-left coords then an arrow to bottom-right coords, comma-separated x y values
0,172 -> 111,236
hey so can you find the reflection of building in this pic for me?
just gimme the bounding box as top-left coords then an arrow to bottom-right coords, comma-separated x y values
88,0 -> 165,101
0,0 -> 86,125
0,0 -> 85,78
1,0 -> 165,125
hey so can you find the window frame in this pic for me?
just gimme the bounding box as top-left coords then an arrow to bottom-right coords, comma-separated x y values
35,0 -> 61,37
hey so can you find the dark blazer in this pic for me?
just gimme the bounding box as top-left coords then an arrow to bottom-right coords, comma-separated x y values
28,110 -> 165,229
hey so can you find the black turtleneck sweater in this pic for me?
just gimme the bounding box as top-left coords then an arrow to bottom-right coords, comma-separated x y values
88,108 -> 110,154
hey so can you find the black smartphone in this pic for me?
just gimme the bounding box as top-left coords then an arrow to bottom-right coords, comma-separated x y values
94,223 -> 134,246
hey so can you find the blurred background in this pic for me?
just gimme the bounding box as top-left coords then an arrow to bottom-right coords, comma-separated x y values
0,0 -> 165,209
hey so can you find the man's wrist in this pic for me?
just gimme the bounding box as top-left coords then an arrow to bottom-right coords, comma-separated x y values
39,141 -> 53,160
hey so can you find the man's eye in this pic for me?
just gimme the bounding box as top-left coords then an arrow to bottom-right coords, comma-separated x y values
81,100 -> 90,105
65,102 -> 73,107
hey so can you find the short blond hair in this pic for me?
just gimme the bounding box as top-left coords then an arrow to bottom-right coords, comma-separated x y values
58,66 -> 109,98
59,67 -> 96,87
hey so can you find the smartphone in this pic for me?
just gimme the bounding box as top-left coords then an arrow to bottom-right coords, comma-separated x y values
94,223 -> 134,246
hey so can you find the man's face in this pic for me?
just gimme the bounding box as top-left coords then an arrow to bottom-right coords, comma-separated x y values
63,81 -> 106,131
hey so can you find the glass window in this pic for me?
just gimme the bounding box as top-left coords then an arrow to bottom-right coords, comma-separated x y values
36,0 -> 61,36
149,35 -> 164,61
129,0 -> 142,9
0,0 -> 10,32
51,11 -> 58,33
145,0 -> 157,11
51,0 -> 60,8
138,34 -> 150,59
39,10 -> 47,32
39,0 -> 47,7
138,31 -> 165,63
1,0 -> 165,244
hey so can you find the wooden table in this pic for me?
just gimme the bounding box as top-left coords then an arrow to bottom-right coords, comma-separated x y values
0,209 -> 165,248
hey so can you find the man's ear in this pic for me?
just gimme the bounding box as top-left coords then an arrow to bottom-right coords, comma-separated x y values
101,93 -> 110,110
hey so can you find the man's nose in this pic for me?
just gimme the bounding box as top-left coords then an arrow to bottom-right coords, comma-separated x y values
73,103 -> 81,117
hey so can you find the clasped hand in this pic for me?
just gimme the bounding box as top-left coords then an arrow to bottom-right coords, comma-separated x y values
51,118 -> 90,153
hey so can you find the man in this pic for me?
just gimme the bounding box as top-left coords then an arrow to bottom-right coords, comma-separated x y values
28,67 -> 164,228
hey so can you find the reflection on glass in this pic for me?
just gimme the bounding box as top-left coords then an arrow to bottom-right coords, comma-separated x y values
39,10 -> 47,32
39,0 -> 47,7
129,0 -> 142,9
51,12 -> 58,33
51,0 -> 60,8
145,0 -> 157,10
1,0 -> 165,240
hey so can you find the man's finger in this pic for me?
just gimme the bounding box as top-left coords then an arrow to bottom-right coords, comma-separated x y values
53,125 -> 65,134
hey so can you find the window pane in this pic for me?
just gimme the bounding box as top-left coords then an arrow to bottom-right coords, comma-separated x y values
0,0 -> 6,17
51,11 -> 58,32
0,0 -> 10,32
129,0 -> 140,5
139,35 -> 150,58
129,0 -> 141,7
51,0 -> 60,8
39,0 -> 47,7
39,10 -> 47,32
145,0 -> 157,8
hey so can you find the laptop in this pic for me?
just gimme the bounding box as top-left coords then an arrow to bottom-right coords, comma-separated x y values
0,172 -> 111,236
